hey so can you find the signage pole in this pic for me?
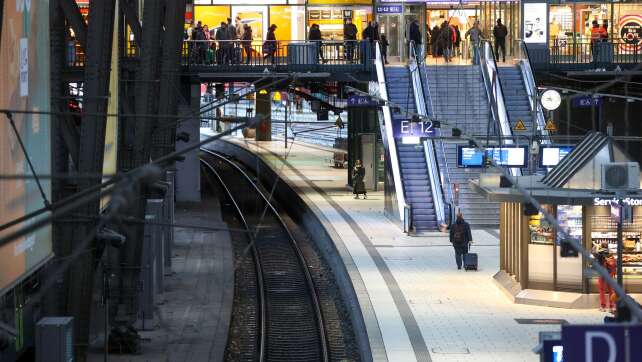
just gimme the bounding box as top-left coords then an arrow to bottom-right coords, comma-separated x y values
617,199 -> 624,287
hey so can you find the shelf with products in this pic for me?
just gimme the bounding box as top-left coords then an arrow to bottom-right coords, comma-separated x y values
528,205 -> 555,245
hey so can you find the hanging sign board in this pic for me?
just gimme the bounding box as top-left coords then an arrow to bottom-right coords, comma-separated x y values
392,118 -> 439,138
571,95 -> 602,108
347,95 -> 378,107
376,5 -> 402,14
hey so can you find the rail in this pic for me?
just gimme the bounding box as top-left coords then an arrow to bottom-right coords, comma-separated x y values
201,149 -> 329,362
181,39 -> 373,72
479,40 -> 520,177
198,156 -> 266,361
409,41 -> 446,226
524,38 -> 641,70
515,40 -> 550,145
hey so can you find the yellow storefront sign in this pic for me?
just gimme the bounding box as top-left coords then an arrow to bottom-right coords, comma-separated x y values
307,0 -> 372,4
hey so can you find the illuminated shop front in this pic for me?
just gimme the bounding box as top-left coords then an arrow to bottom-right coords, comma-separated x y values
475,133 -> 642,303
375,1 -> 520,61
191,0 -> 372,42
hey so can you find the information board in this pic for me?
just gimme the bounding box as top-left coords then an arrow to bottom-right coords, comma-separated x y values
457,146 -> 528,168
540,146 -> 573,167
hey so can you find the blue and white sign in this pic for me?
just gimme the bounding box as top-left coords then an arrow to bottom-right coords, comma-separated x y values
392,118 -> 436,138
562,325 -> 642,362
347,95 -> 378,107
376,5 -> 402,14
571,95 -> 602,108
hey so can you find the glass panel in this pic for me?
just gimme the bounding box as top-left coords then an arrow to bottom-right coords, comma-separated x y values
307,6 -> 372,41
270,6 -> 305,40
529,204 -> 555,245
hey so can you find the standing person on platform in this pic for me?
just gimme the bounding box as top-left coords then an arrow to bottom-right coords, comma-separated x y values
449,212 -> 473,270
594,241 -> 617,312
241,24 -> 253,65
409,19 -> 422,60
235,16 -> 243,40
344,18 -> 358,61
493,18 -> 508,62
263,24 -> 278,64
308,23 -> 327,63
465,20 -> 483,65
431,24 -> 441,57
352,160 -> 367,199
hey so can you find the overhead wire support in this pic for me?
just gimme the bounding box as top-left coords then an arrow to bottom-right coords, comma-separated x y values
3,111 -> 51,209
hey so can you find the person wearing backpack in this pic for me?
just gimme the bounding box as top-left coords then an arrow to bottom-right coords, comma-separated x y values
449,212 -> 473,270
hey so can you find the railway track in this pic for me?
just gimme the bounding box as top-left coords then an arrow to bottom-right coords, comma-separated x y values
200,149 -> 329,362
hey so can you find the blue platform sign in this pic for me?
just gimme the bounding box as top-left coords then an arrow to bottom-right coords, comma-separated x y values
376,5 -> 402,13
571,95 -> 602,108
347,95 -> 378,107
392,118 -> 437,138
561,324 -> 642,362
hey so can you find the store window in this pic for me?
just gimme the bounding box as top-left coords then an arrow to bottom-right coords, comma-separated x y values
307,6 -> 372,41
574,3 -> 609,43
270,6 -> 305,41
194,5 -> 231,31
591,206 -> 642,278
557,205 -> 583,245
613,4 -> 642,52
549,4 -> 573,45
528,204 -> 555,244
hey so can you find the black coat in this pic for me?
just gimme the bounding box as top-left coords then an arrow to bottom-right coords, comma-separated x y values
449,219 -> 472,246
344,23 -> 358,40
309,27 -> 322,41
409,22 -> 422,44
352,166 -> 366,194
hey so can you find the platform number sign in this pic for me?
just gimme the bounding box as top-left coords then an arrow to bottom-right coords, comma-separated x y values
393,118 -> 440,138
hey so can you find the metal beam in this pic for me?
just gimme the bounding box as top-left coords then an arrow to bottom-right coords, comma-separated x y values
68,0 -> 116,359
59,0 -> 87,50
152,0 -> 187,159
120,0 -> 142,45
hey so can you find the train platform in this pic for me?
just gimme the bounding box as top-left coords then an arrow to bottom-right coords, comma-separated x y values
202,130 -> 602,362
88,198 -> 234,362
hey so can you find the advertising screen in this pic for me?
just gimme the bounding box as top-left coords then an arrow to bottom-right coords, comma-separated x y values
523,3 -> 548,43
541,146 -> 573,167
0,1 -> 53,294
457,146 -> 528,168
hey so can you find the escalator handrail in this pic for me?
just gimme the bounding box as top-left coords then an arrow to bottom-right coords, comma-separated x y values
375,42 -> 406,221
517,40 -> 551,145
409,41 -> 446,225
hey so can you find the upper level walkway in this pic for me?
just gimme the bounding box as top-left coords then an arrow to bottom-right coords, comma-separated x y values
202,130 -> 602,362
180,40 -> 375,82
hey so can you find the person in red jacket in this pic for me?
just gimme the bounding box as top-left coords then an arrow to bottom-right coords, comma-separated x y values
590,20 -> 607,66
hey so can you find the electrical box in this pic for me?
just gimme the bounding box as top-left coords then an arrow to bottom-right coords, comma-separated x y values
36,317 -> 73,362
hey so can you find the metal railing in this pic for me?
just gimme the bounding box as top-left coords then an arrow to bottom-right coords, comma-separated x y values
408,41 -> 446,226
373,41 -> 406,222
515,40 -> 550,145
550,38 -> 640,66
479,40 -> 520,177
181,39 -> 372,71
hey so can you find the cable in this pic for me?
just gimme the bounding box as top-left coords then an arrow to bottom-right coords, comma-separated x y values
4,111 -> 51,209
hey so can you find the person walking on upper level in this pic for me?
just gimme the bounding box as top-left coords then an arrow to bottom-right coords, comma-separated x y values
431,25 -> 441,57
352,160 -> 367,199
344,18 -> 358,62
409,19 -> 422,60
493,18 -> 508,62
380,34 -> 390,64
263,24 -> 278,64
241,24 -> 253,65
465,20 -> 483,65
308,23 -> 326,63
439,21 -> 453,63
590,20 -> 607,67
449,212 -> 473,270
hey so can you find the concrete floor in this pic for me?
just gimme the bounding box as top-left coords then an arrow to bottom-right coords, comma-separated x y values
88,197 -> 234,362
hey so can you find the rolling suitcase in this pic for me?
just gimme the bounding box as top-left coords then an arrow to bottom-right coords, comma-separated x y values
464,251 -> 478,271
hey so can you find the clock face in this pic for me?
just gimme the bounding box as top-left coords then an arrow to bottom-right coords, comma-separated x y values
541,89 -> 562,111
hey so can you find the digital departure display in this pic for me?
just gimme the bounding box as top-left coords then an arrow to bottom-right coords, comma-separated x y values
541,146 -> 573,167
457,146 -> 528,168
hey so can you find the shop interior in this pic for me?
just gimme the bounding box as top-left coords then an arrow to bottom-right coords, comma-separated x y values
307,6 -> 372,41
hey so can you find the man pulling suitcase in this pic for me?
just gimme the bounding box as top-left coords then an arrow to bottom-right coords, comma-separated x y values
449,212 -> 476,270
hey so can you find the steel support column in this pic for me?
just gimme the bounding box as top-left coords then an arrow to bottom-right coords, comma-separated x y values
152,0 -> 187,160
66,1 -> 116,359
120,0 -> 142,45
59,0 -> 87,49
